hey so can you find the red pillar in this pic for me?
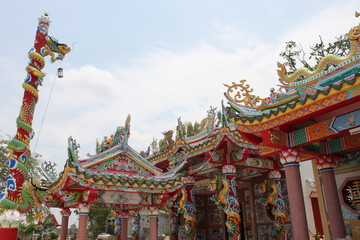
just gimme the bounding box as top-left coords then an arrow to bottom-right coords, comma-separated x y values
316,156 -> 346,239
280,149 -> 309,240
77,203 -> 90,240
121,218 -> 128,240
59,208 -> 71,240
149,216 -> 158,240
148,207 -> 159,240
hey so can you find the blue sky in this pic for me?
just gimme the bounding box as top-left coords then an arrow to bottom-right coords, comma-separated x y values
1,0 -> 359,167
0,1 -> 359,222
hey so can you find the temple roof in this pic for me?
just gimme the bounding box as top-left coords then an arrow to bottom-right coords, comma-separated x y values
223,22 -> 360,133
46,117 -> 187,209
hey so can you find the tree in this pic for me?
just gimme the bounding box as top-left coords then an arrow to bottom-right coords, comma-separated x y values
18,222 -> 37,239
69,223 -> 78,238
279,34 -> 350,74
88,210 -> 115,238
0,134 -> 10,190
0,132 -> 43,191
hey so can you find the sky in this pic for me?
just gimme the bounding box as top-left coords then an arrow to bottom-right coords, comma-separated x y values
0,0 -> 359,225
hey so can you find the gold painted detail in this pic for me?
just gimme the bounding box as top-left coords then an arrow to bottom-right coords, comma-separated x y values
224,80 -> 264,107
277,21 -> 360,83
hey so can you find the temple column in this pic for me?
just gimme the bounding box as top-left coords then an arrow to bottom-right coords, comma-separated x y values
117,210 -> 130,240
279,149 -> 309,240
77,203 -> 90,240
114,216 -> 122,240
268,170 -> 288,239
130,211 -> 140,240
316,156 -> 347,239
121,218 -> 129,240
169,207 -> 180,240
179,176 -> 197,240
222,165 -> 241,240
148,207 -> 159,240
59,208 -> 71,240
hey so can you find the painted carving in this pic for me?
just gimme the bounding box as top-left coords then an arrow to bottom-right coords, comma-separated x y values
210,171 -> 241,240
277,22 -> 360,83
178,178 -> 197,240
257,175 -> 287,240
0,12 -> 70,214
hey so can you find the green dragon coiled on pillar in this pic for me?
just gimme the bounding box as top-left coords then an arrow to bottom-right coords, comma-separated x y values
169,209 -> 180,240
210,175 -> 241,240
0,12 -> 70,215
258,179 -> 287,240
178,188 -> 197,240
130,212 -> 140,240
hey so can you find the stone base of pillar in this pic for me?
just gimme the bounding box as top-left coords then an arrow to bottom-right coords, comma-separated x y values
0,228 -> 18,240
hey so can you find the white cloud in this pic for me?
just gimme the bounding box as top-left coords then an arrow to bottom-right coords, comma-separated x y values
2,0 -> 359,172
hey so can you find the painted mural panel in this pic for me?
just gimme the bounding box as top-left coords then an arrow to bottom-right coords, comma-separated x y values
100,191 -> 142,204
89,153 -> 153,175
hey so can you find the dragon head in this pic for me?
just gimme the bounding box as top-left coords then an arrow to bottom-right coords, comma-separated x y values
348,24 -> 360,41
209,175 -> 221,191
257,180 -> 270,194
45,36 -> 71,62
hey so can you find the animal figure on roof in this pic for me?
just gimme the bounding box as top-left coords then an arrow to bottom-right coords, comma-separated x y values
159,130 -> 174,151
277,18 -> 360,83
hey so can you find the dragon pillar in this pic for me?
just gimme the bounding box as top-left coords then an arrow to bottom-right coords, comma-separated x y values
258,171 -> 287,240
0,11 -> 70,235
178,176 -> 197,240
130,211 -> 140,240
210,165 -> 241,240
169,205 -> 180,240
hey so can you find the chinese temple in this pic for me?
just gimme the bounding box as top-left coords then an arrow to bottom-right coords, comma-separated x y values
1,11 -> 360,240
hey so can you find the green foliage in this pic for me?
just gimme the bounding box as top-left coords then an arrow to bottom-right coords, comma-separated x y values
0,132 -> 43,191
18,223 -> 37,239
0,134 -> 10,189
279,34 -> 350,74
69,223 -> 78,237
88,210 -> 115,237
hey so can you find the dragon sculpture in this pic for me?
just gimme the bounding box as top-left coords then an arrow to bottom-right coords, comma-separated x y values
210,174 -> 241,240
96,115 -> 131,154
176,106 -> 217,139
257,179 -> 287,240
159,130 -> 175,151
130,212 -> 140,240
277,19 -> 360,83
169,207 -> 180,240
178,185 -> 197,240
0,12 -> 70,217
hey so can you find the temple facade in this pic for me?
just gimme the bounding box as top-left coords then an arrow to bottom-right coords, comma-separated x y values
1,12 -> 360,240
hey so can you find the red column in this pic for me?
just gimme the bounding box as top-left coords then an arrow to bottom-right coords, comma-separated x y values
149,216 -> 158,240
121,218 -> 128,240
59,208 -> 71,240
77,203 -> 90,240
148,207 -> 159,240
280,149 -> 309,240
316,156 -> 346,239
